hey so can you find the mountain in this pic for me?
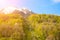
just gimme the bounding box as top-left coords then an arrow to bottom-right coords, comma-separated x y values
0,7 -> 60,40
0,7 -> 33,17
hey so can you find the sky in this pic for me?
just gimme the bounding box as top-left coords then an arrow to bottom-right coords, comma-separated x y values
0,0 -> 60,15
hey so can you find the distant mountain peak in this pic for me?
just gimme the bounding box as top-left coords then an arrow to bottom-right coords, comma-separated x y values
1,7 -> 18,14
0,7 -> 33,17
19,8 -> 32,14
0,7 -> 32,14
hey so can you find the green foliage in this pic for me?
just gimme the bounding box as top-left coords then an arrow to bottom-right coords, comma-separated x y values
0,13 -> 60,40
27,14 -> 60,40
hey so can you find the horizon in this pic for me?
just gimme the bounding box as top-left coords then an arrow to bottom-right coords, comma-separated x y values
0,0 -> 60,15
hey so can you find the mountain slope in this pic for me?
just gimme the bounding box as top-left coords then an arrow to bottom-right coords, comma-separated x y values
0,7 -> 60,40
0,7 -> 33,18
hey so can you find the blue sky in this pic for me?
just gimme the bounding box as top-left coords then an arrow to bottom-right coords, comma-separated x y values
0,0 -> 60,15
21,0 -> 60,15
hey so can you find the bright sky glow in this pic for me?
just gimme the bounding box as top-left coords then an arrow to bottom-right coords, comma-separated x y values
0,0 -> 22,8
2,6 -> 17,14
53,0 -> 60,3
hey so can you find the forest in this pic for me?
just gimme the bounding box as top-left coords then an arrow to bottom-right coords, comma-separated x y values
0,13 -> 60,40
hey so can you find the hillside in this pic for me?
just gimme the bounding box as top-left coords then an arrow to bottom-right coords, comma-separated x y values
0,7 -> 60,40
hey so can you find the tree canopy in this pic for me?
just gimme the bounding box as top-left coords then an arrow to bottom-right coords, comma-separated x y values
0,13 -> 60,40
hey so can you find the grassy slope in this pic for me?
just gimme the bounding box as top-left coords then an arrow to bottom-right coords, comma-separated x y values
0,13 -> 60,40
